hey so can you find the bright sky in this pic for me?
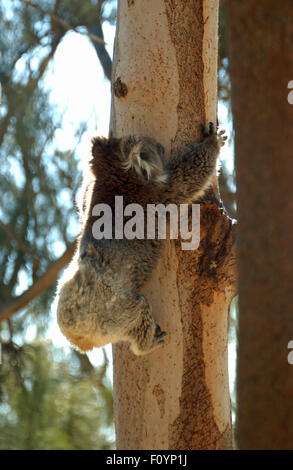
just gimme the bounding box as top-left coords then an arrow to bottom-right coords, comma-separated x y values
47,23 -> 114,155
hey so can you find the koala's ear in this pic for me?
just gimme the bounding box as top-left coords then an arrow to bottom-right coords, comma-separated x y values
89,137 -> 111,177
90,136 -> 121,173
91,137 -> 110,159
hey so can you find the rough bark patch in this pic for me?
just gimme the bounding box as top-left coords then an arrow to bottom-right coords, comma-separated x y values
113,77 -> 128,98
169,204 -> 235,449
165,0 -> 205,150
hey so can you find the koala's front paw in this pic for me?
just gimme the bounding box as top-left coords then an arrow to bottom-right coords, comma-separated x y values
202,122 -> 227,148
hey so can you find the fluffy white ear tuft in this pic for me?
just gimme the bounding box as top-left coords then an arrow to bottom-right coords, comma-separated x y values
121,138 -> 168,184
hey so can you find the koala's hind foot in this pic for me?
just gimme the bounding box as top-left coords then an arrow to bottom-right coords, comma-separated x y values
126,295 -> 167,355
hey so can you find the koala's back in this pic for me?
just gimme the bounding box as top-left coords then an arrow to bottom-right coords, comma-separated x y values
78,136 -> 164,292
80,235 -> 161,294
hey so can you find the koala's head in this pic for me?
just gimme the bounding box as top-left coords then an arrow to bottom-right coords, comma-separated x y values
120,135 -> 168,184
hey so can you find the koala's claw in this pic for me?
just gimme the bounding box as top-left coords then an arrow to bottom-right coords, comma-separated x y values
202,122 -> 215,137
150,323 -> 167,350
155,324 -> 167,339
218,129 -> 228,147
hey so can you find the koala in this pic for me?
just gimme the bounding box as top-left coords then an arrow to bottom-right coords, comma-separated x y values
54,123 -> 226,355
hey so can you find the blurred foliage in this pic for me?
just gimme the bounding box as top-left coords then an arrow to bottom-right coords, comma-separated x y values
218,0 -> 230,104
0,0 -> 116,450
0,341 -> 113,449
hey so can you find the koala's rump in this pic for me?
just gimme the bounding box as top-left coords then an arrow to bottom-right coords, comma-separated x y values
56,238 -> 161,352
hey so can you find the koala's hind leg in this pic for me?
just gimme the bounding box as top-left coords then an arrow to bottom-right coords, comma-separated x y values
125,295 -> 167,355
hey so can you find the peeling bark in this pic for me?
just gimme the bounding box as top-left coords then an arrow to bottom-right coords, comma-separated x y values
111,0 -> 236,449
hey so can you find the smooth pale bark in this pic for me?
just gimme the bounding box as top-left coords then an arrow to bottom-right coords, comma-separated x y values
111,0 -> 236,449
227,0 -> 293,450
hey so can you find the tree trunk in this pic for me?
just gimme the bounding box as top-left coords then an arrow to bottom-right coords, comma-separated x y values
227,0 -> 293,450
111,0 -> 236,450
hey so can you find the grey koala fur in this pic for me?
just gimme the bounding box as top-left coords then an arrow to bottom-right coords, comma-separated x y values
54,123 -> 226,355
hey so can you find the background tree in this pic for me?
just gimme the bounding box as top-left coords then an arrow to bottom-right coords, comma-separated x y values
227,0 -> 293,449
111,0 -> 237,450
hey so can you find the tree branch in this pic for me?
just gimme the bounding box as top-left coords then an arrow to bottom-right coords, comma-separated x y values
87,22 -> 112,81
0,219 -> 40,266
0,241 -> 76,323
20,0 -> 106,45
